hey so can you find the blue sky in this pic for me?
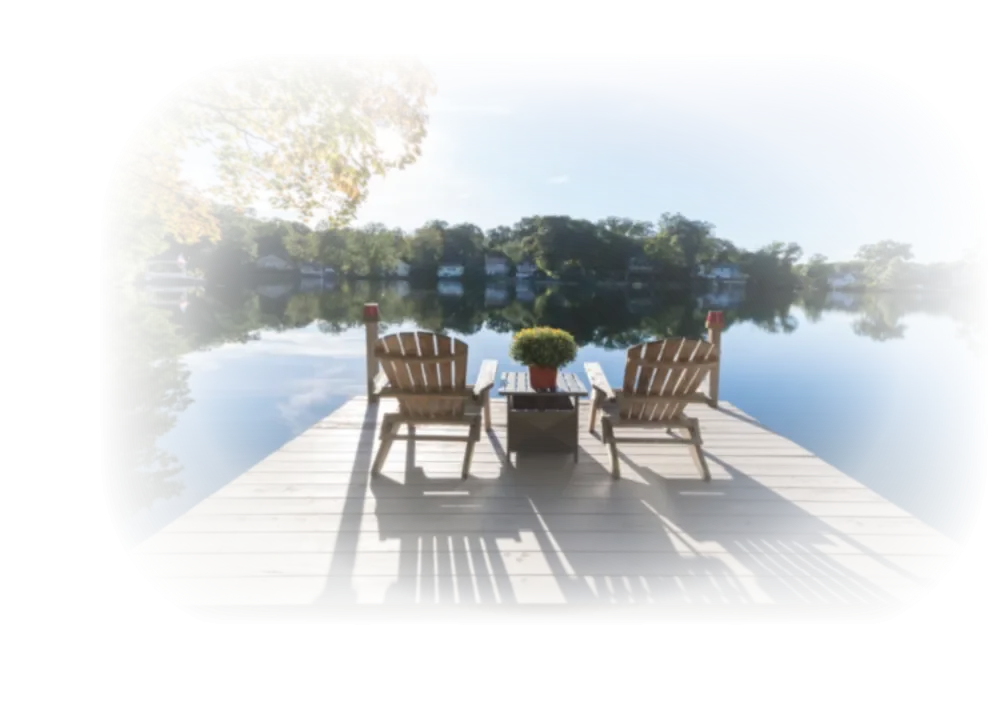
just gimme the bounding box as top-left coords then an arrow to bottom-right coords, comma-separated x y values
189,55 -> 985,264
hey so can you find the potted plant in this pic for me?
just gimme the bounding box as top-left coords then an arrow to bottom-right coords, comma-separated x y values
509,327 -> 578,390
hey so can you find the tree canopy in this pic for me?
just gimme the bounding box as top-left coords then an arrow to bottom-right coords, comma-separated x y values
108,58 -> 435,270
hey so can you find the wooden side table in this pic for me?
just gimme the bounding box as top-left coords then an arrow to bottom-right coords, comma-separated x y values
499,371 -> 590,463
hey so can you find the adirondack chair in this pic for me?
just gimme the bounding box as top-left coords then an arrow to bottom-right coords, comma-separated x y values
584,337 -> 719,480
370,331 -> 498,479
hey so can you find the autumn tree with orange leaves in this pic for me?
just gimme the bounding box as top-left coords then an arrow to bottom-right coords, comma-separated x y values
102,55 -> 437,272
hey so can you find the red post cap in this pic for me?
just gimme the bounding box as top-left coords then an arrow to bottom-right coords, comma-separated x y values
705,311 -> 724,326
363,303 -> 380,321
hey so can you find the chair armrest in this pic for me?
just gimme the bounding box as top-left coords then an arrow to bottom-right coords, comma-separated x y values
584,362 -> 614,398
473,359 -> 499,396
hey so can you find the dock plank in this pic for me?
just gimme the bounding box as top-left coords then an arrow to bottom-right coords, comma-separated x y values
134,549 -> 951,581
135,530 -> 959,557
132,398 -> 963,613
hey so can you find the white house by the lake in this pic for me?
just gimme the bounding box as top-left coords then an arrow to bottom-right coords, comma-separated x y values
828,271 -> 863,290
256,254 -> 295,271
484,255 -> 510,277
393,260 -> 411,278
438,264 -> 465,279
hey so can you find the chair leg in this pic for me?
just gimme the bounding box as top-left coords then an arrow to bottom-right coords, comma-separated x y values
461,417 -> 480,480
687,419 -> 711,481
601,416 -> 620,480
589,391 -> 604,433
372,418 -> 400,476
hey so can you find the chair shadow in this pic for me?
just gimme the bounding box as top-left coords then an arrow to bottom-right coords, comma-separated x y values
313,417 -> 590,608
569,446 -> 937,610
312,405 -> 937,614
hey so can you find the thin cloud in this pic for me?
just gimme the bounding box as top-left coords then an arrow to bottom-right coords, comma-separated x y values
547,175 -> 569,185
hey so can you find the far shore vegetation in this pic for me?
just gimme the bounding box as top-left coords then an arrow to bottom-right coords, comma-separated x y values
142,203 -> 983,296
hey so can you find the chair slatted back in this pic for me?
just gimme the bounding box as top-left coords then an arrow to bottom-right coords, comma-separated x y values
620,338 -> 719,421
375,331 -> 469,419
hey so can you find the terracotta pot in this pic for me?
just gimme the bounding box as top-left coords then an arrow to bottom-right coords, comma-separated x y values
528,365 -> 558,391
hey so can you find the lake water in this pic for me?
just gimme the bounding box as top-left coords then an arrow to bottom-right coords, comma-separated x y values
110,280 -> 986,546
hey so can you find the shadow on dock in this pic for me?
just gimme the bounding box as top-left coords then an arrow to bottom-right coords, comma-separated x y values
306,420 -> 940,621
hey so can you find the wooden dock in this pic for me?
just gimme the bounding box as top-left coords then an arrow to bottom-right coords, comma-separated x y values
131,396 -> 960,618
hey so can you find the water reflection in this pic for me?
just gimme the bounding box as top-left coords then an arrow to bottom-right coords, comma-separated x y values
109,299 -> 192,516
111,278 -> 981,544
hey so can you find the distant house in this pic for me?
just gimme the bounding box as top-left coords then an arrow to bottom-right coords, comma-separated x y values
515,280 -> 536,302
951,270 -> 974,290
484,255 -> 510,277
256,254 -> 295,271
828,271 -> 862,290
515,260 -> 538,279
437,264 -> 465,279
699,262 -> 746,283
394,260 -> 411,278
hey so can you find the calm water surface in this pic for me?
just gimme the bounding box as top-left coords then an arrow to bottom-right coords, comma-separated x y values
111,280 -> 986,546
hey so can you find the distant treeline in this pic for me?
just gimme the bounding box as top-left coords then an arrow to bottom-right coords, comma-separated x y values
149,205 -> 982,293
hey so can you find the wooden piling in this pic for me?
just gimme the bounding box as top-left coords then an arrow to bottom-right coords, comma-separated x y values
705,310 -> 724,408
364,303 -> 380,403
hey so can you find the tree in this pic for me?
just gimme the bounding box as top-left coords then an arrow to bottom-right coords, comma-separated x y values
740,243 -> 802,291
878,256 -> 913,289
349,223 -> 403,276
652,212 -> 716,278
108,57 -> 435,273
442,223 -> 486,270
518,216 -> 609,278
192,204 -> 260,282
593,217 -> 651,275
407,221 -> 447,282
283,230 -> 320,264
799,253 -> 832,288
855,240 -> 914,288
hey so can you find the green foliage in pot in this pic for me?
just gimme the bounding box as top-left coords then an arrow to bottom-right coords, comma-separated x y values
509,327 -> 578,368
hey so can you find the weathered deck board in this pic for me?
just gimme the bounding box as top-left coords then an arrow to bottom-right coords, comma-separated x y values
132,397 -> 962,614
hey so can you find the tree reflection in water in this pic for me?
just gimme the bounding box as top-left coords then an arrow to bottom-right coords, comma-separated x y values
109,297 -> 192,516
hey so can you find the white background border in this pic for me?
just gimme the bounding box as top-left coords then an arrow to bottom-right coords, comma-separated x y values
4,1 -> 996,716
